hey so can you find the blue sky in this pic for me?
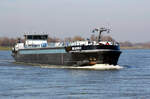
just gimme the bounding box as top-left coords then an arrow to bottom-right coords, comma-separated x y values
0,0 -> 150,42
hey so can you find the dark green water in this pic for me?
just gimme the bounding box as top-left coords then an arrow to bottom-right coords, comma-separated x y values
0,50 -> 150,99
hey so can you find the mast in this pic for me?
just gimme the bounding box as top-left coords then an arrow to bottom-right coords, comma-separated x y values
92,27 -> 110,42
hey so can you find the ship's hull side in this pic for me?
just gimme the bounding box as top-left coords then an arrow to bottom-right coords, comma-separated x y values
12,48 -> 121,66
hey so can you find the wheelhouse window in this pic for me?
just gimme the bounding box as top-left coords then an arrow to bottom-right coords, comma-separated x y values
25,35 -> 48,40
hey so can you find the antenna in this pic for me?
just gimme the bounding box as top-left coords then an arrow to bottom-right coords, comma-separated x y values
92,27 -> 111,42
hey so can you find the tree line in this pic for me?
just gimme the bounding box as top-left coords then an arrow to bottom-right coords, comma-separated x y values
0,36 -> 150,49
0,35 -> 115,47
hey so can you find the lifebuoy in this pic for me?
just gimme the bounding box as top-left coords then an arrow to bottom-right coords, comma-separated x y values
106,42 -> 109,45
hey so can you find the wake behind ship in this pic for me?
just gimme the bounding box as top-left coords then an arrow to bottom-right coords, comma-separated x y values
12,27 -> 122,66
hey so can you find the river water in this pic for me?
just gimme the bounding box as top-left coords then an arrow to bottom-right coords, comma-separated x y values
0,50 -> 150,99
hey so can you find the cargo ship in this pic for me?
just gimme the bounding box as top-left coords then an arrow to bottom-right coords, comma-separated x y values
12,27 -> 121,66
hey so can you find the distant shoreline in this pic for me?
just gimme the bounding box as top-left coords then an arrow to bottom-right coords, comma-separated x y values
120,47 -> 150,50
0,46 -> 11,50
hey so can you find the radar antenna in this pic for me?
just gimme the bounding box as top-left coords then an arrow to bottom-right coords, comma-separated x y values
92,27 -> 111,42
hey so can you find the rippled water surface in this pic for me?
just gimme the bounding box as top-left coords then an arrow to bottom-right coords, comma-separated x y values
0,50 -> 150,99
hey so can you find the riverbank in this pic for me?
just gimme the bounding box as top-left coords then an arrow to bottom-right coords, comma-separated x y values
120,46 -> 150,50
0,46 -> 11,50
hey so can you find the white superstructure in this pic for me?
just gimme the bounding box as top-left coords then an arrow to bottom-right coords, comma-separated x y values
13,33 -> 119,51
